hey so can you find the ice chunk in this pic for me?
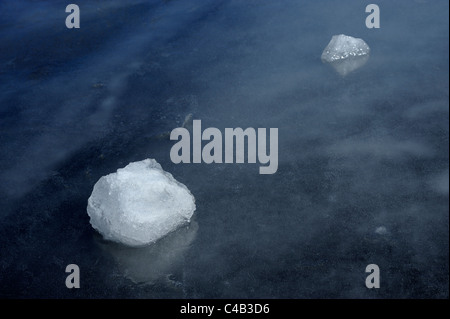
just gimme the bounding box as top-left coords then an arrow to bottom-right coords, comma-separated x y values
321,34 -> 370,76
87,159 -> 196,246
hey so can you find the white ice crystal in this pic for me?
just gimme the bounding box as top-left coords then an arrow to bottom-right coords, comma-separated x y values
321,34 -> 370,76
87,159 -> 196,246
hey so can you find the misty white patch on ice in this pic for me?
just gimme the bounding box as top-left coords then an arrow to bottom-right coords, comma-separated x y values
429,169 -> 449,195
321,34 -> 370,76
87,159 -> 196,246
375,226 -> 388,235
405,100 -> 449,119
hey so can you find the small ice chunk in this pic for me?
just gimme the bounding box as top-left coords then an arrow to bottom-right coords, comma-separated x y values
321,34 -> 370,76
87,159 -> 196,246
375,226 -> 388,235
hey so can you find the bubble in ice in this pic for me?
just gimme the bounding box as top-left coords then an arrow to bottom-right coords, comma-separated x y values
87,159 -> 196,247
321,34 -> 370,76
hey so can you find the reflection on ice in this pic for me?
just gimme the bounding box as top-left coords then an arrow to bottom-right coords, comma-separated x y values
96,221 -> 198,285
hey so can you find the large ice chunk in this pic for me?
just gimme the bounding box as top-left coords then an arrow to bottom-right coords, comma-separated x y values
87,159 -> 196,247
321,34 -> 370,76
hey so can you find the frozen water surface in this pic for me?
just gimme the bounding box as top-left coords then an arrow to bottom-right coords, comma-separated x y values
0,0 -> 448,298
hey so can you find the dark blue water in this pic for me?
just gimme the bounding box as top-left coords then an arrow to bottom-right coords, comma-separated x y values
0,0 -> 448,298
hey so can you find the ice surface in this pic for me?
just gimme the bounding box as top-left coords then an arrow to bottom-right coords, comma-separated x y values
321,34 -> 370,76
0,1 -> 448,299
87,159 -> 196,246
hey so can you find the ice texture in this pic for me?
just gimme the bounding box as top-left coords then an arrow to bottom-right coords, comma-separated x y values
87,159 -> 196,246
321,34 -> 370,76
